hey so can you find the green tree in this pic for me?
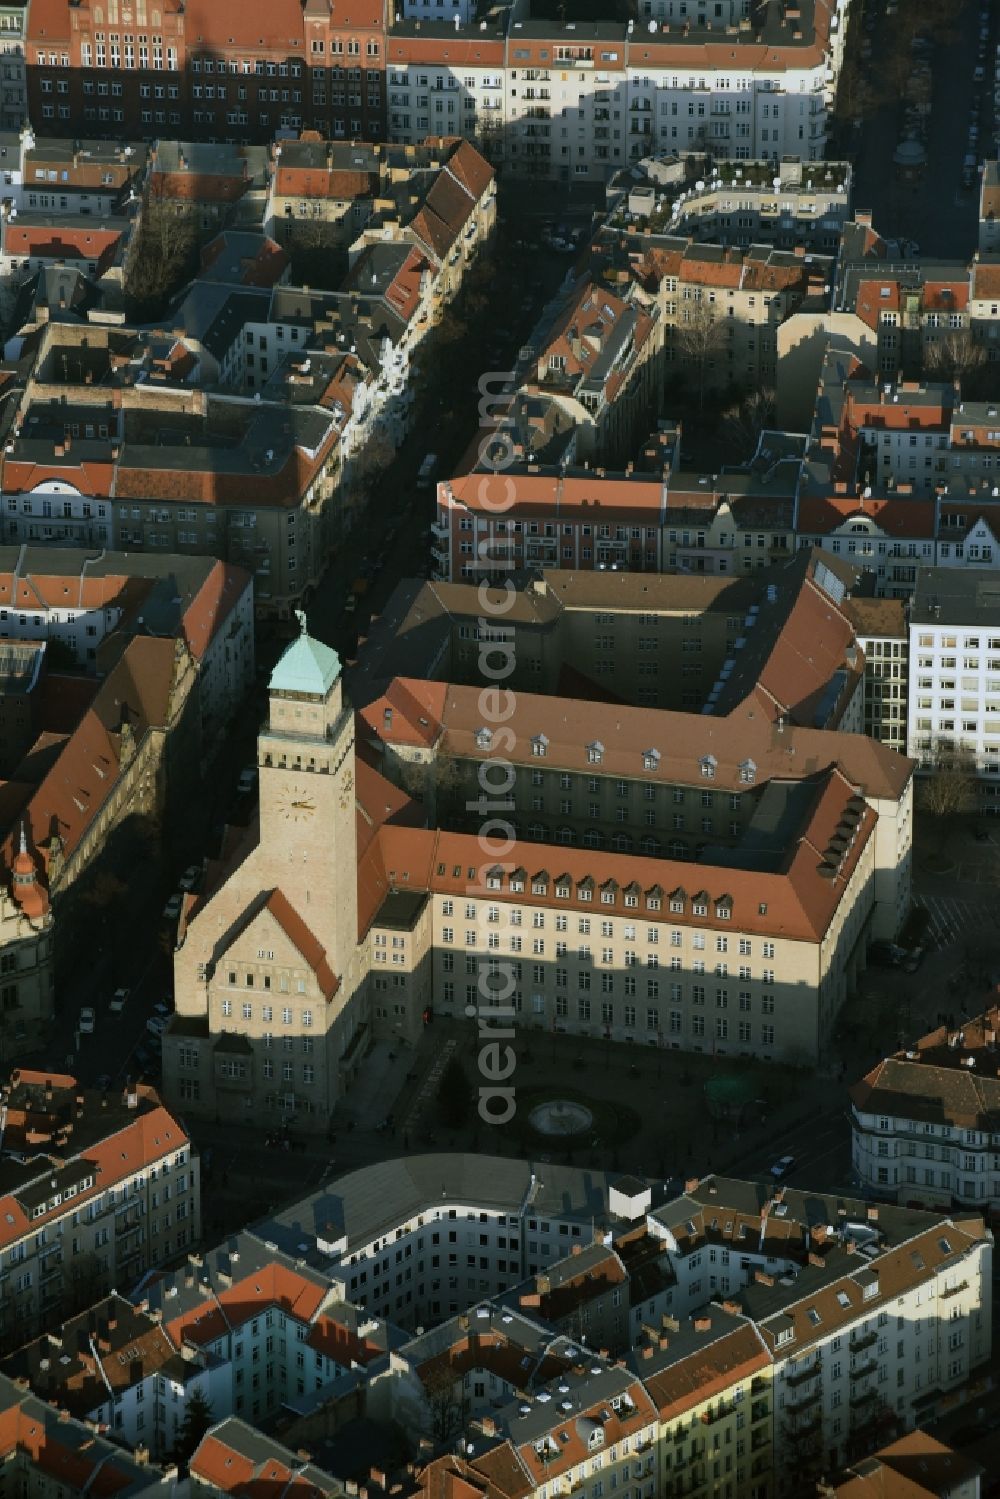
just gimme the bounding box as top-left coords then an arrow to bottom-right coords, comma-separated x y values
174,1388 -> 214,1467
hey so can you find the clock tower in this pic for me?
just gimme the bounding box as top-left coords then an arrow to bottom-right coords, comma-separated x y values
257,611 -> 358,989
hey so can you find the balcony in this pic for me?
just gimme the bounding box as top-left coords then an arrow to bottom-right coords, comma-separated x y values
850,1329 -> 877,1353
785,1357 -> 821,1388
784,1415 -> 820,1443
785,1387 -> 821,1417
941,1279 -> 969,1299
751,1399 -> 769,1425
849,1385 -> 879,1411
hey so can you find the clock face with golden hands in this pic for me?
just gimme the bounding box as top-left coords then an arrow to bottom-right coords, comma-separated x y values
339,769 -> 355,810
276,780 -> 316,822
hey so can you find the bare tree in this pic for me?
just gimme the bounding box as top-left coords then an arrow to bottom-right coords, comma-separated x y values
919,738 -> 978,818
421,1362 -> 469,1444
672,300 -> 729,409
279,217 -> 348,290
718,388 -> 777,464
125,178 -> 201,318
923,329 -> 987,387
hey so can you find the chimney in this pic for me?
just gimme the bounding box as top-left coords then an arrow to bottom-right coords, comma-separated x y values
693,1315 -> 712,1332
684,1177 -> 699,1193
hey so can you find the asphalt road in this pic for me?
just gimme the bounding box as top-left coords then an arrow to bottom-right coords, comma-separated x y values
849,0 -> 985,258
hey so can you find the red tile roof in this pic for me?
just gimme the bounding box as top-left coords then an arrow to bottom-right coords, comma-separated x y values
796,495 -> 936,538
180,561 -> 252,662
262,890 -> 339,1000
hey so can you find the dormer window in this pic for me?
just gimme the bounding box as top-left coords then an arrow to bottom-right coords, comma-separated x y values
555,880 -> 571,899
700,754 -> 717,779
738,758 -> 756,783
643,748 -> 660,771
588,1427 -> 605,1451
475,726 -> 493,750
587,741 -> 604,764
532,734 -> 548,758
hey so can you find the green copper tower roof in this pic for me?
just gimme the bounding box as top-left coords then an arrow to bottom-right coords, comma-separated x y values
269,610 -> 341,696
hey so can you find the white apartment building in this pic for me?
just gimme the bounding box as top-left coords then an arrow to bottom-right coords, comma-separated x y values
852,1006 -> 1000,1215
386,0 -> 848,181
0,1072 -> 199,1352
906,566 -> 1000,798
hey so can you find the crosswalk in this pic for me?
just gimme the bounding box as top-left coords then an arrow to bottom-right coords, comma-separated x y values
914,894 -> 1000,947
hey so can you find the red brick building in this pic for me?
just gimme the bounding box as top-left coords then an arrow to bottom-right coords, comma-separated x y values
26,0 -> 387,144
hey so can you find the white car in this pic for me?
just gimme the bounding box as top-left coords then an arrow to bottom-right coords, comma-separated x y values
146,1015 -> 168,1039
163,892 -> 183,920
178,864 -> 202,892
770,1155 -> 796,1179
79,1007 -> 96,1035
109,987 -> 130,1013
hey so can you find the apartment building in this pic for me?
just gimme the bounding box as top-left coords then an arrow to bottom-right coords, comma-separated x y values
351,1162 -> 992,1498
628,236 -> 831,392
18,132 -> 148,216
611,155 -> 852,255
253,1155 -> 631,1330
520,274 -> 663,462
149,140 -> 271,232
0,5 -> 27,131
852,1005 -> 1000,1215
825,1431 -> 983,1498
0,545 -> 252,751
0,1070 -> 199,1353
0,1293 -> 198,1456
432,450 -> 801,586
832,258 -> 975,383
0,384 -> 340,618
840,596 -> 908,753
0,1371 -> 176,1494
906,566 -> 1000,793
386,0 -> 847,182
3,1239 -> 395,1456
191,1419 -> 348,1498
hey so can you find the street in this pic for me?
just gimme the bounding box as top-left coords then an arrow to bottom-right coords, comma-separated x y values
846,0 -> 983,257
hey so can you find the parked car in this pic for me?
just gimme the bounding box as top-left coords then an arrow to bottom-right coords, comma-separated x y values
109,987 -> 130,1013
345,593 -> 358,615
869,940 -> 907,968
903,946 -> 927,973
79,1006 -> 96,1035
237,766 -> 258,795
770,1155 -> 796,1179
416,453 -> 439,489
163,892 -> 183,920
179,864 -> 202,892
153,1000 -> 172,1019
146,1015 -> 168,1039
